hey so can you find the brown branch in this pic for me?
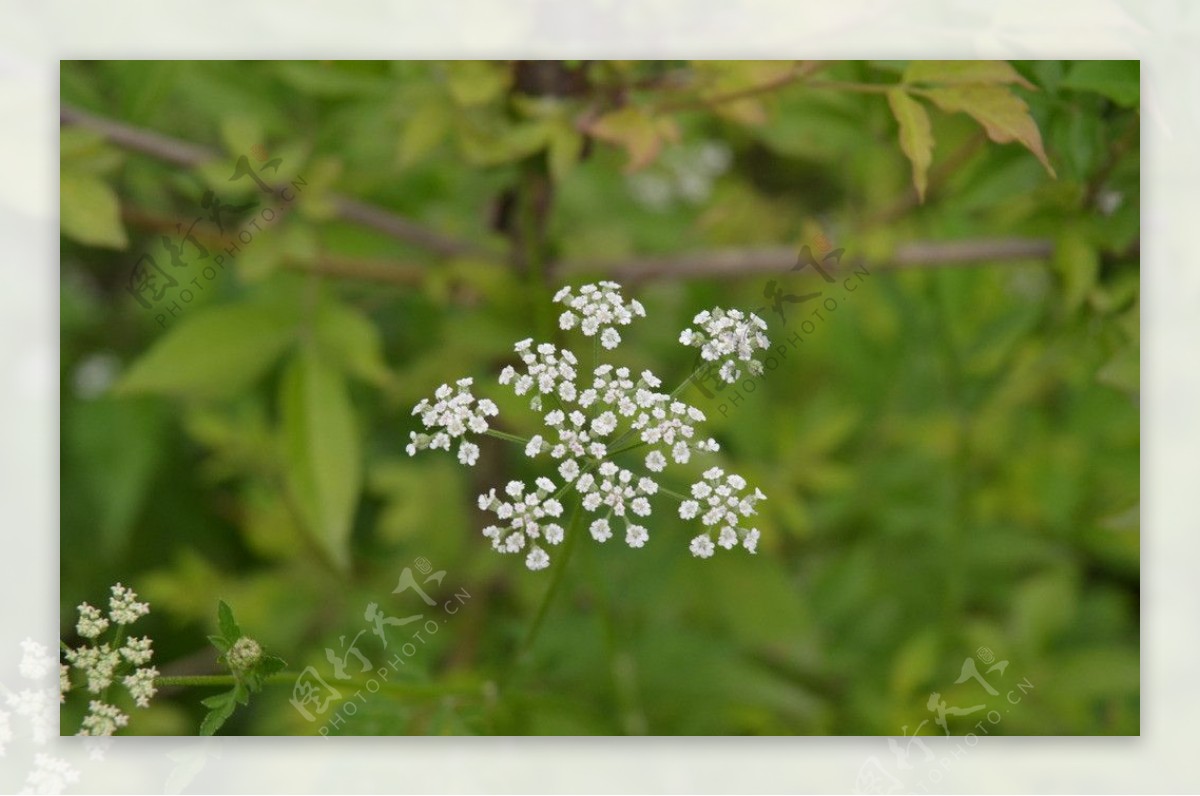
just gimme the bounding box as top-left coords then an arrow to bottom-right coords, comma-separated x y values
121,207 -> 423,287
61,105 -> 490,260
556,237 -> 1054,284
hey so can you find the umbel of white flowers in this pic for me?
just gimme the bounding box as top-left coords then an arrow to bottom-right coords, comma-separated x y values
407,281 -> 770,571
61,583 -> 158,735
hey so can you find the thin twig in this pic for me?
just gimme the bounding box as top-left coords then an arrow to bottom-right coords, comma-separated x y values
556,237 -> 1054,284
61,104 -> 490,259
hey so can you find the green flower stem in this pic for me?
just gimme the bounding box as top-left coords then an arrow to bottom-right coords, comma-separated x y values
657,486 -> 690,502
484,429 -> 531,446
503,498 -> 584,686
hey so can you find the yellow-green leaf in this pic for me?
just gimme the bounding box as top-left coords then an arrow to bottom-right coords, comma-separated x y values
904,60 -> 1034,89
547,123 -> 585,182
279,346 -> 361,571
445,61 -> 511,107
586,106 -> 677,172
923,85 -> 1056,177
61,171 -> 128,249
887,88 -> 934,202
398,100 -> 451,167
315,300 -> 395,388
115,301 -> 298,399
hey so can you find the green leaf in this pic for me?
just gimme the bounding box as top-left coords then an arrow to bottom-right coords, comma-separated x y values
444,61 -> 511,106
904,60 -> 1034,89
60,170 -> 128,249
207,634 -> 231,653
279,346 -> 362,570
315,299 -> 394,388
1053,226 -> 1099,313
923,85 -> 1056,177
398,99 -> 451,167
115,301 -> 298,399
233,681 -> 250,706
199,694 -> 236,736
887,88 -> 934,202
1060,60 -> 1139,107
585,106 -> 679,172
200,691 -> 233,710
548,123 -> 585,183
217,600 -> 242,641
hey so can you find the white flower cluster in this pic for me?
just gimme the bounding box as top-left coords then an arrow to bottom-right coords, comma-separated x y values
62,583 -> 158,735
408,282 -> 769,570
407,377 -> 499,466
679,307 -> 770,384
554,281 -> 646,349
499,339 -> 579,408
479,478 -> 565,571
679,467 -> 766,558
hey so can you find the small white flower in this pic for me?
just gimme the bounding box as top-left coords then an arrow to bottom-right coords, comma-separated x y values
78,700 -> 129,736
589,518 -> 612,542
625,524 -> 649,548
679,500 -> 700,519
458,441 -> 480,466
120,636 -> 153,665
525,546 -> 550,570
122,667 -> 159,709
645,450 -> 666,472
553,282 -> 646,350
409,378 -> 497,466
681,467 -> 766,558
679,307 -> 770,384
689,535 -> 716,558
76,602 -> 108,639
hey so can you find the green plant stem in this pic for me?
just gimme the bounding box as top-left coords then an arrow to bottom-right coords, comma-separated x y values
502,499 -> 584,686
484,429 -> 530,446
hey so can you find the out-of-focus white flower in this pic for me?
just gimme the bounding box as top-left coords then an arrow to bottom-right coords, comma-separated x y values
22,754 -> 80,793
18,639 -> 53,679
679,307 -> 770,384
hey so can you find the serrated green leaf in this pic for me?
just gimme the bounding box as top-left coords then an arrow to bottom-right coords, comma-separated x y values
904,60 -> 1034,89
887,88 -> 934,202
923,85 -> 1056,177
217,600 -> 242,641
207,634 -> 231,653
199,696 -> 236,736
257,654 -> 287,678
279,346 -> 362,570
233,681 -> 250,706
115,301 -> 298,399
60,170 -> 128,249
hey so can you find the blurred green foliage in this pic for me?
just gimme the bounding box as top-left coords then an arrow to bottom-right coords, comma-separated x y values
60,60 -> 1138,735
